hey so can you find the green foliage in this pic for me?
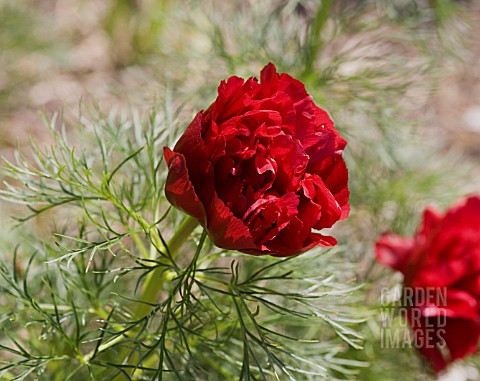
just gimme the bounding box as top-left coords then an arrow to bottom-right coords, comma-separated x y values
1,0 -> 479,380
0,107 -> 366,380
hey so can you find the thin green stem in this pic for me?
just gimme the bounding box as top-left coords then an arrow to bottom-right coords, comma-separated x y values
116,216 -> 200,379
79,215 -> 199,370
131,232 -> 150,259
134,215 -> 199,318
302,0 -> 334,77
80,334 -> 126,364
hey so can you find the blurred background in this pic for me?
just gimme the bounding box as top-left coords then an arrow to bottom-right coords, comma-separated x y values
1,0 -> 479,159
0,0 -> 480,379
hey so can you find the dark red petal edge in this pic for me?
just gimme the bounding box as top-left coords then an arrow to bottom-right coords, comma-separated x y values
163,148 -> 206,222
206,192 -> 257,251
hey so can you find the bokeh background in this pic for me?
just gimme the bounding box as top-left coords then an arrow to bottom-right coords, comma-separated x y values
1,0 -> 480,380
1,0 -> 480,159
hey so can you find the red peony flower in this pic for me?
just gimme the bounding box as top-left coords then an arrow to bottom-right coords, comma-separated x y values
376,195 -> 480,372
164,63 -> 349,256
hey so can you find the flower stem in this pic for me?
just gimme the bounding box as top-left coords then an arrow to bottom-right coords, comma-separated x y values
134,215 -> 199,318
302,0 -> 333,77
80,215 -> 199,370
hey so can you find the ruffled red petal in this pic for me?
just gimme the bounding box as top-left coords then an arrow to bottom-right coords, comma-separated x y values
164,63 -> 349,256
163,149 -> 206,222
205,192 -> 257,251
375,234 -> 416,273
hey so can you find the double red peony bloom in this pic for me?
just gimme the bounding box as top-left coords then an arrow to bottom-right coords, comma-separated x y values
376,195 -> 480,372
164,63 -> 349,256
